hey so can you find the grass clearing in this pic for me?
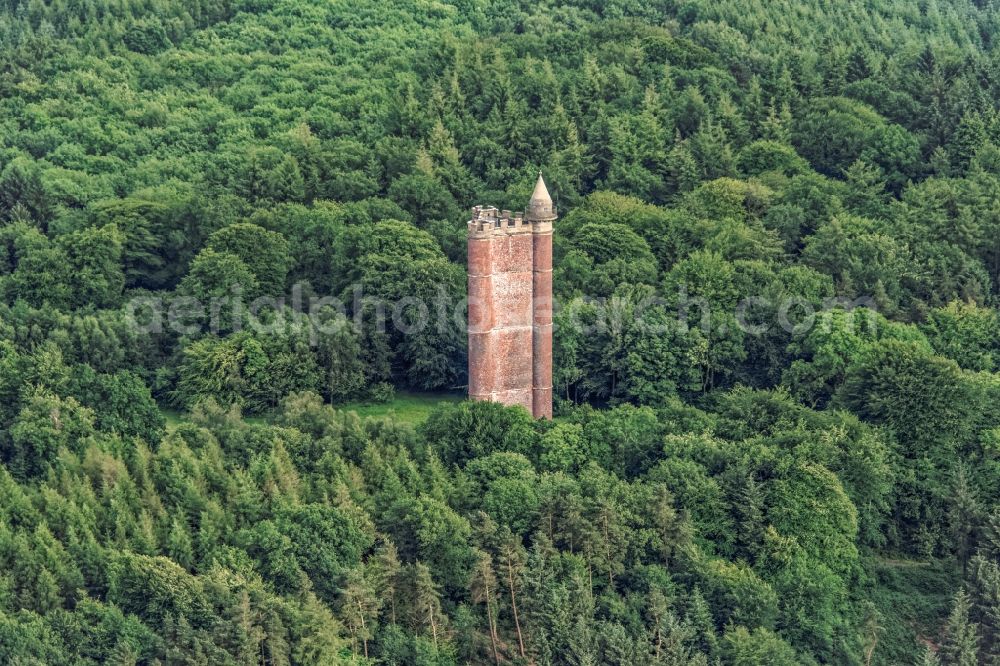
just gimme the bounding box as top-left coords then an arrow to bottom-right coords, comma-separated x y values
161,392 -> 463,431
337,391 -> 464,425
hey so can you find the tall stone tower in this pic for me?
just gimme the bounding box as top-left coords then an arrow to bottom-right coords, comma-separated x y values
467,173 -> 555,419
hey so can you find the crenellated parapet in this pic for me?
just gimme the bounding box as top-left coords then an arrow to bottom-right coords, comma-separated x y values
467,205 -> 531,236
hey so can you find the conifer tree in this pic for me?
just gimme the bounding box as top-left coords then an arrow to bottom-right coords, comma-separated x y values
371,539 -> 402,626
408,562 -> 443,649
950,112 -> 988,174
725,464 -> 765,562
647,587 -> 670,661
948,465 -> 980,576
843,160 -> 890,219
499,531 -> 527,659
761,103 -> 792,143
470,549 -> 501,665
666,133 -> 700,198
744,77 -> 767,139
166,515 -> 195,571
340,566 -> 379,659
939,590 -> 979,666
921,645 -> 941,666
686,587 -> 719,662
969,554 -> 1000,664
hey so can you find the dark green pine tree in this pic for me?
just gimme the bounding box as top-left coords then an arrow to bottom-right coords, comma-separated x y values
469,549 -> 501,666
969,554 -> 1000,665
665,132 -> 700,198
265,155 -> 306,203
950,112 -> 988,175
948,465 -> 980,577
340,566 -> 379,659
689,119 -> 735,181
166,515 -> 195,572
744,77 -> 767,139
725,464 -> 766,562
843,160 -> 890,219
0,157 -> 52,227
717,92 -> 750,150
939,589 -> 979,666
821,44 -> 848,95
847,48 -> 872,82
407,562 -> 444,650
760,103 -> 792,143
686,586 -> 719,663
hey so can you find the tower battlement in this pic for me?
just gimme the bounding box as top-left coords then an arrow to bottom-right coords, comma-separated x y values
467,206 -> 530,234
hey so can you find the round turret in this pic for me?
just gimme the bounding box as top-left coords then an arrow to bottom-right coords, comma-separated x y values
525,172 -> 557,221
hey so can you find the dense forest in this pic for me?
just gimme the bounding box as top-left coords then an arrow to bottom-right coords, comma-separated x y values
2,0 -> 1000,663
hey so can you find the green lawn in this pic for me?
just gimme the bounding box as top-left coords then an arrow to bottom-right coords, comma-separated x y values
161,391 -> 464,431
160,407 -> 185,430
337,391 -> 464,425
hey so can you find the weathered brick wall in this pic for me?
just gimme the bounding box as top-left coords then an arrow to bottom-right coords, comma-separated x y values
467,230 -> 495,402
532,223 -> 553,419
467,208 -> 535,415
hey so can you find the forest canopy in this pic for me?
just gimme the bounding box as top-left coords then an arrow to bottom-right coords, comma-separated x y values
0,0 -> 999,664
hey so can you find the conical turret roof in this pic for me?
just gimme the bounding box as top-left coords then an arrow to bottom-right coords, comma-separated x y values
526,172 -> 556,221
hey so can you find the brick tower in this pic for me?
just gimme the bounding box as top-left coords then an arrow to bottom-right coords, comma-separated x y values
467,173 -> 555,419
